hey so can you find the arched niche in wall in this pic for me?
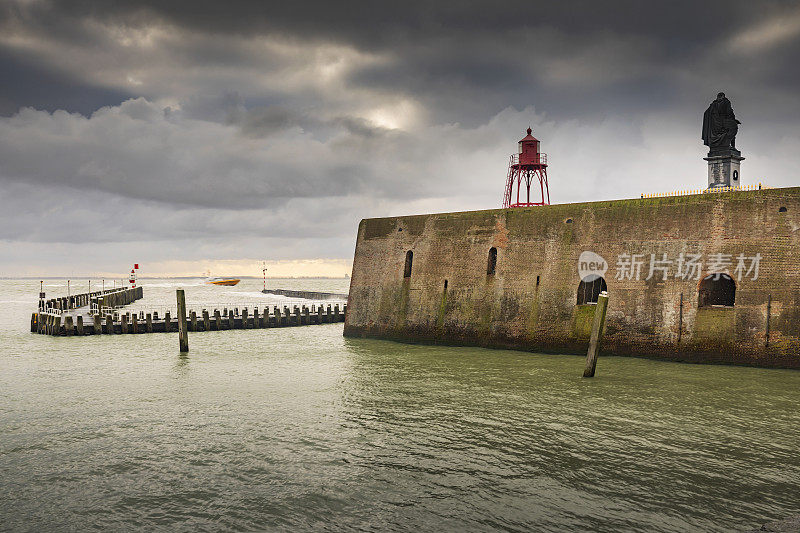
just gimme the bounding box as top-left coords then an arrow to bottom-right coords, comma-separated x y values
698,273 -> 735,307
577,277 -> 607,305
487,247 -> 497,275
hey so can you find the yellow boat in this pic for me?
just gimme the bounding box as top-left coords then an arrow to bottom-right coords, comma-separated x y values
205,275 -> 240,286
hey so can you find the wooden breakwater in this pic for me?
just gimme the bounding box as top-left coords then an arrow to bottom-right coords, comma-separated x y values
262,289 -> 348,300
40,286 -> 143,312
32,303 -> 345,336
90,286 -> 143,314
33,286 -> 145,335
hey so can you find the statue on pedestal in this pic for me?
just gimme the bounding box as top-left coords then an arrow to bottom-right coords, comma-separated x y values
702,92 -> 744,189
702,92 -> 741,153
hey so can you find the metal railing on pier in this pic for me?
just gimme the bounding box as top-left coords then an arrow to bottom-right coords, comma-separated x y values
641,183 -> 771,199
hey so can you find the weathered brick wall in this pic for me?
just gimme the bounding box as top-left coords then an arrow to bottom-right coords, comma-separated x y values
344,187 -> 800,368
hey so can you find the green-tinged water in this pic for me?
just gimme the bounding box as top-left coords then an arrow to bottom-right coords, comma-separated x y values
1,278 -> 799,532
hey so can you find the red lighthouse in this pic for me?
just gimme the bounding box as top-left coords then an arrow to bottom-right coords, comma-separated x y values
502,127 -> 550,208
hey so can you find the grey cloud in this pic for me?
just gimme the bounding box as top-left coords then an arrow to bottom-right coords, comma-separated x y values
4,0 -> 800,124
0,48 -> 134,116
0,100 -> 389,208
178,92 -> 246,123
1,0 -> 799,276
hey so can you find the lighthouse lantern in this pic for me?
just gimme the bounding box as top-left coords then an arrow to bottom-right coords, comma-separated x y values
502,127 -> 550,208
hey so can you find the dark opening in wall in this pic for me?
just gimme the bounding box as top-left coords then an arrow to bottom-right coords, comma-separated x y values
565,218 -> 573,224
536,275 -> 540,286
698,274 -> 735,307
487,247 -> 497,275
779,206 -> 787,213
444,280 -> 448,289
577,277 -> 607,305
403,250 -> 413,278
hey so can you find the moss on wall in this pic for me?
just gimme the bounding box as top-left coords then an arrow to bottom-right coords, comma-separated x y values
572,304 -> 596,340
692,307 -> 736,346
346,187 -> 800,368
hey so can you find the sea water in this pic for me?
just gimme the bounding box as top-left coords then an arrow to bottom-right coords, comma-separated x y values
1,278 -> 798,532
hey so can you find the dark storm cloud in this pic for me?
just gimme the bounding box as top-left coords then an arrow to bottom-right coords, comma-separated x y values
14,0 -> 778,45
1,0 -> 800,275
4,0 -> 800,121
0,50 -> 133,116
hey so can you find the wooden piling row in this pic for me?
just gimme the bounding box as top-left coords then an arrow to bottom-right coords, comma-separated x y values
262,289 -> 347,300
33,303 -> 346,336
42,286 -> 143,313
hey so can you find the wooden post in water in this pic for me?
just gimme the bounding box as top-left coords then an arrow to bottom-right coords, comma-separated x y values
583,291 -> 609,378
77,315 -> 84,336
146,313 -> 153,333
164,311 -> 171,333
214,309 -> 221,330
203,310 -> 210,332
263,308 -> 270,328
242,308 -> 249,329
177,289 -> 189,352
94,314 -> 102,334
105,314 -> 113,334
31,313 -> 37,333
65,316 -> 74,336
190,311 -> 197,332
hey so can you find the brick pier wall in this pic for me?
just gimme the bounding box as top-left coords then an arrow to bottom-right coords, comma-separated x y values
344,187 -> 800,368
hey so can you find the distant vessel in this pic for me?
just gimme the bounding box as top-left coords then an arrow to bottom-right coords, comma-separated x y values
204,272 -> 240,286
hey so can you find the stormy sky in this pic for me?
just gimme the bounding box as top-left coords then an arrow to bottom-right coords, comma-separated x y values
1,0 -> 799,277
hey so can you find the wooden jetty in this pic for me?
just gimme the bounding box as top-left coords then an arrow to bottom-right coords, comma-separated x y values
32,302 -> 346,336
261,289 -> 347,300
32,286 -> 145,336
39,286 -> 143,312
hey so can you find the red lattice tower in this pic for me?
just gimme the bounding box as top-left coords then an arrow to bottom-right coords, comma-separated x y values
502,127 -> 550,208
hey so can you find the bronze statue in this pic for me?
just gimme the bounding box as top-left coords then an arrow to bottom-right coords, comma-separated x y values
702,92 -> 740,152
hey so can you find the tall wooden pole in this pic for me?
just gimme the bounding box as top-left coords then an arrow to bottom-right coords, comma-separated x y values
583,291 -> 609,378
177,289 -> 189,352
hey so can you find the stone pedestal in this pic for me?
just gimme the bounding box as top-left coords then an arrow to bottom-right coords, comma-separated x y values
705,148 -> 744,189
